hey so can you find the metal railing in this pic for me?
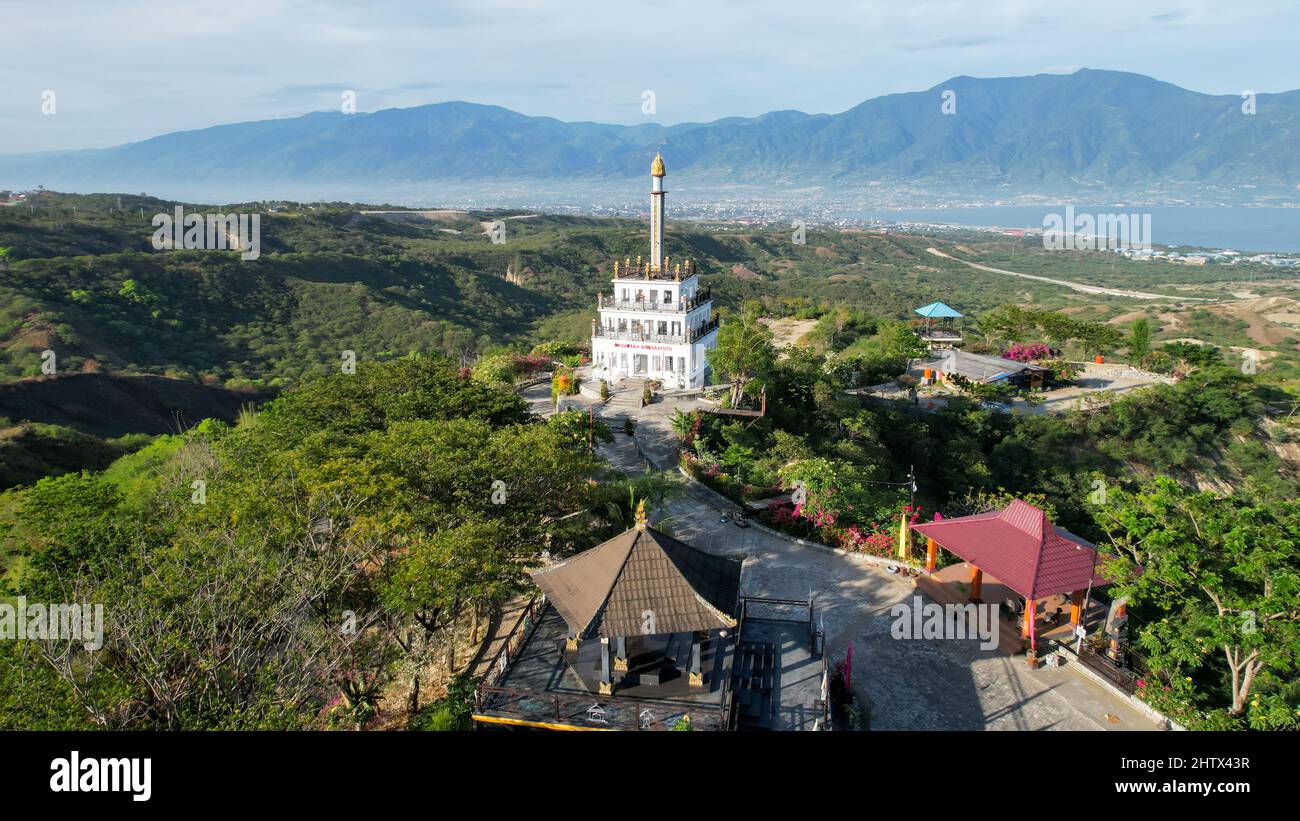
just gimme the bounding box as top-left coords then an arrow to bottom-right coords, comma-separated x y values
1048,610 -> 1155,695
739,595 -> 818,653
593,316 -> 719,345
599,288 -> 712,313
611,262 -> 698,281
594,327 -> 690,344
481,593 -> 546,688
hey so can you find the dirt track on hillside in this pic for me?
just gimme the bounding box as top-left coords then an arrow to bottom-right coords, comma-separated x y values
925,247 -> 1204,301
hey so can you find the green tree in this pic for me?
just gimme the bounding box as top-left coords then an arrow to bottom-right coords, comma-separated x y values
708,304 -> 777,408
1035,311 -> 1078,347
976,304 -> 1036,343
877,319 -> 927,362
1075,321 -> 1124,357
1096,478 -> 1299,725
1128,317 -> 1152,360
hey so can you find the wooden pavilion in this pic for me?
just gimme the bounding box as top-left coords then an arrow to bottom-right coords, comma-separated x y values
528,501 -> 743,696
911,499 -> 1122,666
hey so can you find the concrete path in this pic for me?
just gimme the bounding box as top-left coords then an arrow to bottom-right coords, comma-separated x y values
517,378 -> 1162,730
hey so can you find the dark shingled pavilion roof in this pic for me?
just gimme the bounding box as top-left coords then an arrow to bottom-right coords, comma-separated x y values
911,499 -> 1112,600
530,525 -> 742,639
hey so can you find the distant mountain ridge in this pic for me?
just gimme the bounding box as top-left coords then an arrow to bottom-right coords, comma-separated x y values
4,69 -> 1300,202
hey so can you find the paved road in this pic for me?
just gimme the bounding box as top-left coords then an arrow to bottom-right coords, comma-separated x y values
521,379 -> 1161,730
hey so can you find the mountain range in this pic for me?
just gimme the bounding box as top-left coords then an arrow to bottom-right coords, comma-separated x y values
4,69 -> 1300,204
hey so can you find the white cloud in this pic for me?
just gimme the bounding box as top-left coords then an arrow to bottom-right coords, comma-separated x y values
1,0 -> 1298,152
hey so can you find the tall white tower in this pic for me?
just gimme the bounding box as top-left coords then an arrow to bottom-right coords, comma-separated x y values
589,154 -> 720,390
649,152 -> 666,269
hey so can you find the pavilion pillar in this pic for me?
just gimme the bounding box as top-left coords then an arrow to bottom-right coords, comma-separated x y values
925,537 -> 938,573
1069,590 -> 1085,628
689,639 -> 703,688
1024,598 -> 1038,664
614,636 -> 628,672
599,637 -> 612,695
1021,599 -> 1034,638
967,565 -> 983,603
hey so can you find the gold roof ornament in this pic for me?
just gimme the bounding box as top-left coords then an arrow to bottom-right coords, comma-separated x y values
674,263 -> 681,279
650,152 -> 666,177
613,260 -> 619,275
634,499 -> 648,531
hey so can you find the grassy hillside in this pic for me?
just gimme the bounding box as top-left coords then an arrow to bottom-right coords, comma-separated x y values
2,190 -> 1296,487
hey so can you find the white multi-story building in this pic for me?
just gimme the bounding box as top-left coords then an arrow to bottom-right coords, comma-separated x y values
590,153 -> 719,390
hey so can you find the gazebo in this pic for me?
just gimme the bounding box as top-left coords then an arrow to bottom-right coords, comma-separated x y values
913,301 -> 964,349
529,502 -> 743,696
911,499 -> 1117,664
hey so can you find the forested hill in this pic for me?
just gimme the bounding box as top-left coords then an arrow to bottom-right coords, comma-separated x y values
0,190 -> 1059,389
0,193 -> 607,386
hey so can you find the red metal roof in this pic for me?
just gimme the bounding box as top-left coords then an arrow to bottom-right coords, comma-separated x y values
911,499 -> 1109,599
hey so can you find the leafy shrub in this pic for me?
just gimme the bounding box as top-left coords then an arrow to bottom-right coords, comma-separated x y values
410,672 -> 477,732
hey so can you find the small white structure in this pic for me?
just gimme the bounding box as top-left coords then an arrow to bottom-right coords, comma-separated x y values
590,154 -> 719,390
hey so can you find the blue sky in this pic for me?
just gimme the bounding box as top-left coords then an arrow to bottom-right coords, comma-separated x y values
3,0 -> 1299,153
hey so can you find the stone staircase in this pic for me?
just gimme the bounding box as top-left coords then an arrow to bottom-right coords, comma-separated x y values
600,379 -> 645,422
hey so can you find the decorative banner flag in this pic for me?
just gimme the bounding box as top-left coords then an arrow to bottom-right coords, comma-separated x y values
897,509 -> 910,559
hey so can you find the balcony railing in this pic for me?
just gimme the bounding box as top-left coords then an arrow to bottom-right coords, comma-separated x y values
594,316 -> 719,345
598,287 -> 711,313
594,328 -> 689,344
611,260 -> 698,281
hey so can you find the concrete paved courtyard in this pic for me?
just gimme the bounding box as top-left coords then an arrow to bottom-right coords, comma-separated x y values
520,379 -> 1161,731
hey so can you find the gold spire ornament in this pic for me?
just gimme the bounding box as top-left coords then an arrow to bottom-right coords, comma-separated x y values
650,152 -> 666,177
634,499 -> 648,531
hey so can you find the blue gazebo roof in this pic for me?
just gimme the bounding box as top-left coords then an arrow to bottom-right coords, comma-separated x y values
914,301 -> 963,319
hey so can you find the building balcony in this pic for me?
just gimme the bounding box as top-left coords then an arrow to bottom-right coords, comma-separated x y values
598,287 -> 712,313
594,315 -> 720,346
610,259 -> 698,282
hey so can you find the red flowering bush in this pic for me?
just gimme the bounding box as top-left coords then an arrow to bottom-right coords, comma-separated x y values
1003,342 -> 1051,363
